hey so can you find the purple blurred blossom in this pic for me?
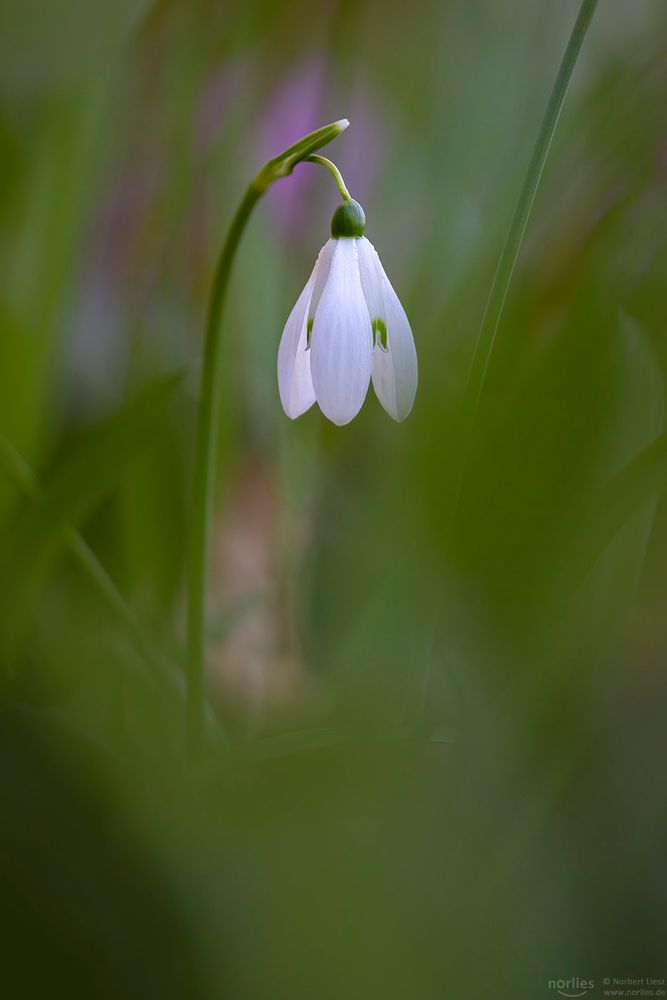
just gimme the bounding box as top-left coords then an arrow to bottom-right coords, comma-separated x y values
257,58 -> 327,237
70,158 -> 162,404
258,66 -> 389,239
196,61 -> 245,155
335,88 -> 388,206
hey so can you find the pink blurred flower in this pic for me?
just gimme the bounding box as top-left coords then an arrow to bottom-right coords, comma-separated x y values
257,58 -> 327,236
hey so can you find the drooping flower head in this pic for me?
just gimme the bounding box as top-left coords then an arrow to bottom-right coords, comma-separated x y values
278,198 -> 418,425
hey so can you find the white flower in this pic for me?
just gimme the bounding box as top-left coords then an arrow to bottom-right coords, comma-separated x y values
277,200 -> 417,426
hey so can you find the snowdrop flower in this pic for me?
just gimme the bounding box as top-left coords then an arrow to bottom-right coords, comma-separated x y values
278,199 -> 417,425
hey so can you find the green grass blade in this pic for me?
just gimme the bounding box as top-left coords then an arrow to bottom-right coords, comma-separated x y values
579,431 -> 667,578
0,432 -> 143,647
0,375 -> 181,664
459,0 -> 599,490
0,426 -> 230,747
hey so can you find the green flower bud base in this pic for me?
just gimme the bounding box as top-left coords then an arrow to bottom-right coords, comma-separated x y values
331,199 -> 366,239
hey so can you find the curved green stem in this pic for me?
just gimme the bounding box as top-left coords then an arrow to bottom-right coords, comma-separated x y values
186,183 -> 262,759
186,119 -> 349,759
305,155 -> 352,201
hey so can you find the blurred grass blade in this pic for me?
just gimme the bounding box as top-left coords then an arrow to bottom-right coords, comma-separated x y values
459,0 -> 599,485
0,383 -> 227,746
580,431 -> 667,577
573,313 -> 665,583
0,374 -> 182,665
0,432 -> 170,681
0,434 -> 40,500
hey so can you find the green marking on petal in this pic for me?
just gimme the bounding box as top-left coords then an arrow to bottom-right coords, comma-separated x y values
306,317 -> 314,349
372,318 -> 388,351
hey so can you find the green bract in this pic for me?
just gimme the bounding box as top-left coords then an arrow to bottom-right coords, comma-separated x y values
254,119 -> 349,191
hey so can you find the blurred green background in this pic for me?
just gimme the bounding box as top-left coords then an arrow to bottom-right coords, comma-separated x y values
1,0 -> 666,996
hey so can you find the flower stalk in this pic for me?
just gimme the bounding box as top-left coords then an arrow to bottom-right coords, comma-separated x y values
305,155 -> 352,201
187,119 -> 348,759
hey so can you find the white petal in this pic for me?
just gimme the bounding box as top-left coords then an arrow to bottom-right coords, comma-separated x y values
310,239 -> 373,426
277,268 -> 316,419
356,236 -> 384,322
361,239 -> 418,422
307,238 -> 336,326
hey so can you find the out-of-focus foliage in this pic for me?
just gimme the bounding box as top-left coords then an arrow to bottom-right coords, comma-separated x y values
0,0 -> 665,996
